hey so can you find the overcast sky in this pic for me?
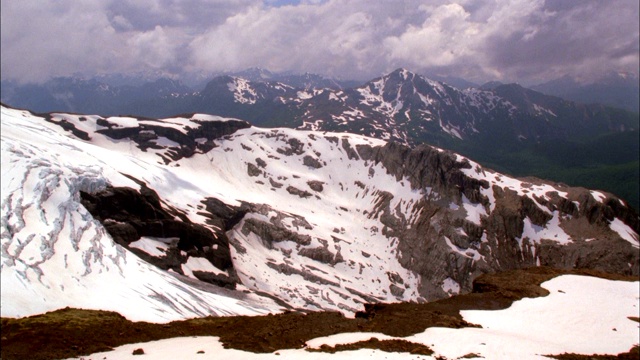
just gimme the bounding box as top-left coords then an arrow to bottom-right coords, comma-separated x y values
1,0 -> 638,85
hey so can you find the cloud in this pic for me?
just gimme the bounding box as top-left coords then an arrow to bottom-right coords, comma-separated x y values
188,0 -> 640,83
0,0 -> 259,82
1,0 -> 638,84
126,26 -> 185,70
188,1 -> 422,78
104,0 -> 258,32
1,1 -> 122,82
482,0 -> 640,83
383,4 -> 480,69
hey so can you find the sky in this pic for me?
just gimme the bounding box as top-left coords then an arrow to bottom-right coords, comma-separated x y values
1,0 -> 638,85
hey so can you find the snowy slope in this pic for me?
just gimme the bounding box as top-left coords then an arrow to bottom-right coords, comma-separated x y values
0,106 -> 281,322
200,127 -> 423,312
1,104 -> 638,322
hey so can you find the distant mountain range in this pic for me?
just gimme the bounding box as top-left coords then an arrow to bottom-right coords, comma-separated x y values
0,76 -> 193,116
3,68 -> 637,116
2,68 -> 638,209
532,71 -> 639,113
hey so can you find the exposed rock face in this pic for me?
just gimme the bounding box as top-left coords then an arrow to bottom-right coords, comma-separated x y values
94,115 -> 250,164
356,141 -> 639,298
240,218 -> 312,248
80,181 -> 237,287
358,142 -> 488,201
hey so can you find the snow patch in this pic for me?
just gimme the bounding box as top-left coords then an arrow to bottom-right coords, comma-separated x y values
129,237 -> 174,257
518,212 -> 572,247
441,277 -> 460,295
609,218 -> 639,248
182,257 -> 227,278
461,194 -> 487,225
591,190 -> 606,203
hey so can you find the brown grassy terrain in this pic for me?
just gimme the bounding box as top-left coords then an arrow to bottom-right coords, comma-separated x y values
1,267 -> 637,360
547,345 -> 639,360
306,337 -> 434,355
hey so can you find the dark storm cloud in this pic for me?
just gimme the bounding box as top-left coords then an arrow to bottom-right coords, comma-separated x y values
1,0 -> 637,84
483,0 -> 640,83
105,0 -> 257,32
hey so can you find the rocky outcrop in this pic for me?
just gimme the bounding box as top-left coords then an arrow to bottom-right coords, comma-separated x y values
355,140 -> 639,299
80,180 -> 235,276
303,155 -> 323,169
93,115 -> 250,163
240,218 -> 312,248
298,245 -> 342,265
286,186 -> 313,198
359,142 -> 489,203
306,181 -> 325,192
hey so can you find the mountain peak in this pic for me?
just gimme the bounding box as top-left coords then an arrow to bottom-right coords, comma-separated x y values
479,81 -> 504,90
387,67 -> 416,81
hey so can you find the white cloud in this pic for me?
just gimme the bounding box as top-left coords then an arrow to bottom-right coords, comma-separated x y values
384,4 -> 478,68
126,26 -> 183,69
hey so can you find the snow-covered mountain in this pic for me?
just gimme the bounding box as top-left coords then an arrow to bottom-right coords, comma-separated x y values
293,68 -> 638,145
185,69 -> 639,211
172,68 -> 637,147
5,69 -> 636,143
0,106 -> 280,322
2,104 -> 638,325
228,67 -> 353,90
184,70 -> 640,214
